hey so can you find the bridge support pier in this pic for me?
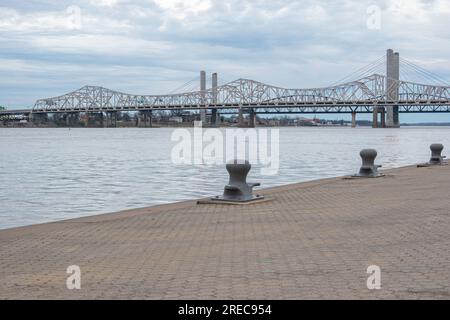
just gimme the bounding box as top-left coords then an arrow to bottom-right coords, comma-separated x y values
147,110 -> 152,127
372,107 -> 386,128
100,112 -> 106,128
84,113 -> 90,127
30,112 -> 48,126
238,108 -> 245,127
211,109 -> 218,127
216,112 -> 221,126
200,110 -> 206,124
137,113 -> 142,127
210,109 -> 221,127
248,109 -> 256,128
65,112 -> 79,127
113,112 -> 117,127
372,107 -> 379,128
105,111 -> 117,128
95,112 -> 104,127
138,110 -> 152,127
351,112 -> 356,128
74,112 -> 81,126
386,105 -> 400,128
85,112 -> 103,127
106,112 -> 111,127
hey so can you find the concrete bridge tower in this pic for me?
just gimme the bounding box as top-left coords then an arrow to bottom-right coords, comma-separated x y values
200,70 -> 206,123
386,49 -> 400,128
211,72 -> 219,126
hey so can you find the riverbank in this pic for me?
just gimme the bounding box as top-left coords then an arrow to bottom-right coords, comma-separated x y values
1,164 -> 449,299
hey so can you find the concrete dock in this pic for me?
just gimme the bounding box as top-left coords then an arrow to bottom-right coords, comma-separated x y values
0,165 -> 449,299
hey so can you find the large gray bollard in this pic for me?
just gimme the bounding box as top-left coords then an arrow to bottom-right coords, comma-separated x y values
212,159 -> 263,202
353,149 -> 383,177
428,143 -> 446,165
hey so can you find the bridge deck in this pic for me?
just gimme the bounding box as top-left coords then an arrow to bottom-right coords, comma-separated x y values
0,165 -> 449,299
3,101 -> 450,117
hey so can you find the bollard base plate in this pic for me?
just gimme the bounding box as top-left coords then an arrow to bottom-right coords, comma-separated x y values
417,161 -> 448,167
197,195 -> 269,205
346,173 -> 386,179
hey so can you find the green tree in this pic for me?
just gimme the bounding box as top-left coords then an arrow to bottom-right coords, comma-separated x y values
0,106 -> 6,111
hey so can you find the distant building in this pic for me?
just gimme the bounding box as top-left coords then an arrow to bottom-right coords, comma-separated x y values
297,117 -> 318,126
169,116 -> 183,123
267,119 -> 280,126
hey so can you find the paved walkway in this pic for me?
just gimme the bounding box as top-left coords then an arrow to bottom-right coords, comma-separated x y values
1,165 -> 449,299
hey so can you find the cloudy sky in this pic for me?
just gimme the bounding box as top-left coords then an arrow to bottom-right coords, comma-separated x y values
0,0 -> 449,121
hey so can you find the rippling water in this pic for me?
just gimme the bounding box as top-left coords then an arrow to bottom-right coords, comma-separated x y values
1,127 -> 450,229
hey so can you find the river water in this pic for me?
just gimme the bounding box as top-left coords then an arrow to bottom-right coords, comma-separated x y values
1,127 -> 449,229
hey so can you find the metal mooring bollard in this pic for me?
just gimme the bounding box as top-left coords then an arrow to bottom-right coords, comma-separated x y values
428,143 -> 446,165
353,149 -> 384,177
212,159 -> 264,202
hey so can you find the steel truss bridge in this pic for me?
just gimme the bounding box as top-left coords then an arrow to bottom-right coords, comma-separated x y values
1,50 -> 450,123
30,74 -> 449,114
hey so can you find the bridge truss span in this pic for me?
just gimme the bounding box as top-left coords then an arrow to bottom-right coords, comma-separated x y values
32,74 -> 450,113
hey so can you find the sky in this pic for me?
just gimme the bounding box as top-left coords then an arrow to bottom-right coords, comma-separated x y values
0,0 -> 449,122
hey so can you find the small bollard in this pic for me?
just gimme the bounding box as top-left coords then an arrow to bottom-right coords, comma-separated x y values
353,149 -> 384,178
428,143 -> 446,165
211,159 -> 264,203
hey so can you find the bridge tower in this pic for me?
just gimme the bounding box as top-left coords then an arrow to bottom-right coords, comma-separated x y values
200,70 -> 206,123
386,49 -> 400,128
211,72 -> 219,126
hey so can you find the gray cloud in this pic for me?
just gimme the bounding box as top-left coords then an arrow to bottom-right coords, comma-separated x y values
0,0 -> 449,111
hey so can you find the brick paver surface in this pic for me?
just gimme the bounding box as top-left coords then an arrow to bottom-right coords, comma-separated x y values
1,165 -> 449,299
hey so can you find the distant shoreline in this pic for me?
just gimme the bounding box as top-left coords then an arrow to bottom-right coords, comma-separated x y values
2,123 -> 450,128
